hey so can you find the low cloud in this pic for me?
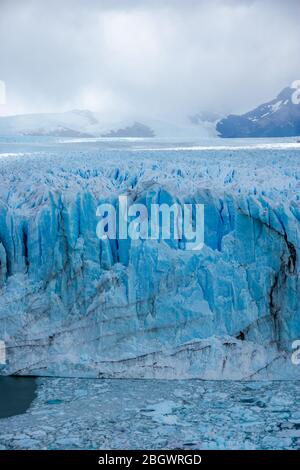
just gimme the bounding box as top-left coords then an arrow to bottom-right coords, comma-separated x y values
1,0 -> 300,119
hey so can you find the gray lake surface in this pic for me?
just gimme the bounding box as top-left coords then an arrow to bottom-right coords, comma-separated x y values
0,377 -> 37,419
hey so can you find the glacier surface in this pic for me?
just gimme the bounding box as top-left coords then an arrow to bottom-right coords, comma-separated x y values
0,140 -> 300,379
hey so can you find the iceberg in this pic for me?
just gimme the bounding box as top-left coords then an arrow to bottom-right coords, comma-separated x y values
0,144 -> 299,379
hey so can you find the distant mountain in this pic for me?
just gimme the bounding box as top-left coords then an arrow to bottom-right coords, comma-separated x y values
101,121 -> 155,138
0,110 -> 157,138
217,86 -> 300,138
0,110 -> 216,139
0,110 -> 99,138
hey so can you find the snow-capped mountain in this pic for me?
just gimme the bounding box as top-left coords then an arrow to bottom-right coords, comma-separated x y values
217,86 -> 300,138
0,110 -> 100,138
0,110 -> 216,139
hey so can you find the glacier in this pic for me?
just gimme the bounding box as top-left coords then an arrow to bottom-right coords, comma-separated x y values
0,140 -> 300,379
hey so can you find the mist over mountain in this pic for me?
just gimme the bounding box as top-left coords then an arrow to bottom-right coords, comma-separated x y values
1,0 -> 300,120
0,110 -> 217,138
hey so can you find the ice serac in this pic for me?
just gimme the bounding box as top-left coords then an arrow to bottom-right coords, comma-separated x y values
0,147 -> 300,379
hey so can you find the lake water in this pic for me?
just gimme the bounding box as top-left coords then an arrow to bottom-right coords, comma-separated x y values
0,377 -> 37,419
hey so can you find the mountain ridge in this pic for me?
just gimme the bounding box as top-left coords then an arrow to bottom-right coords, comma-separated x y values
0,110 -> 215,139
217,86 -> 300,138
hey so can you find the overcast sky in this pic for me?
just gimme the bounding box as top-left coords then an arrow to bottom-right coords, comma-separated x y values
0,0 -> 300,119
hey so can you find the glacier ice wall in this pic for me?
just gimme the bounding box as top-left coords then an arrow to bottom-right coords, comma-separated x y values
0,147 -> 300,379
